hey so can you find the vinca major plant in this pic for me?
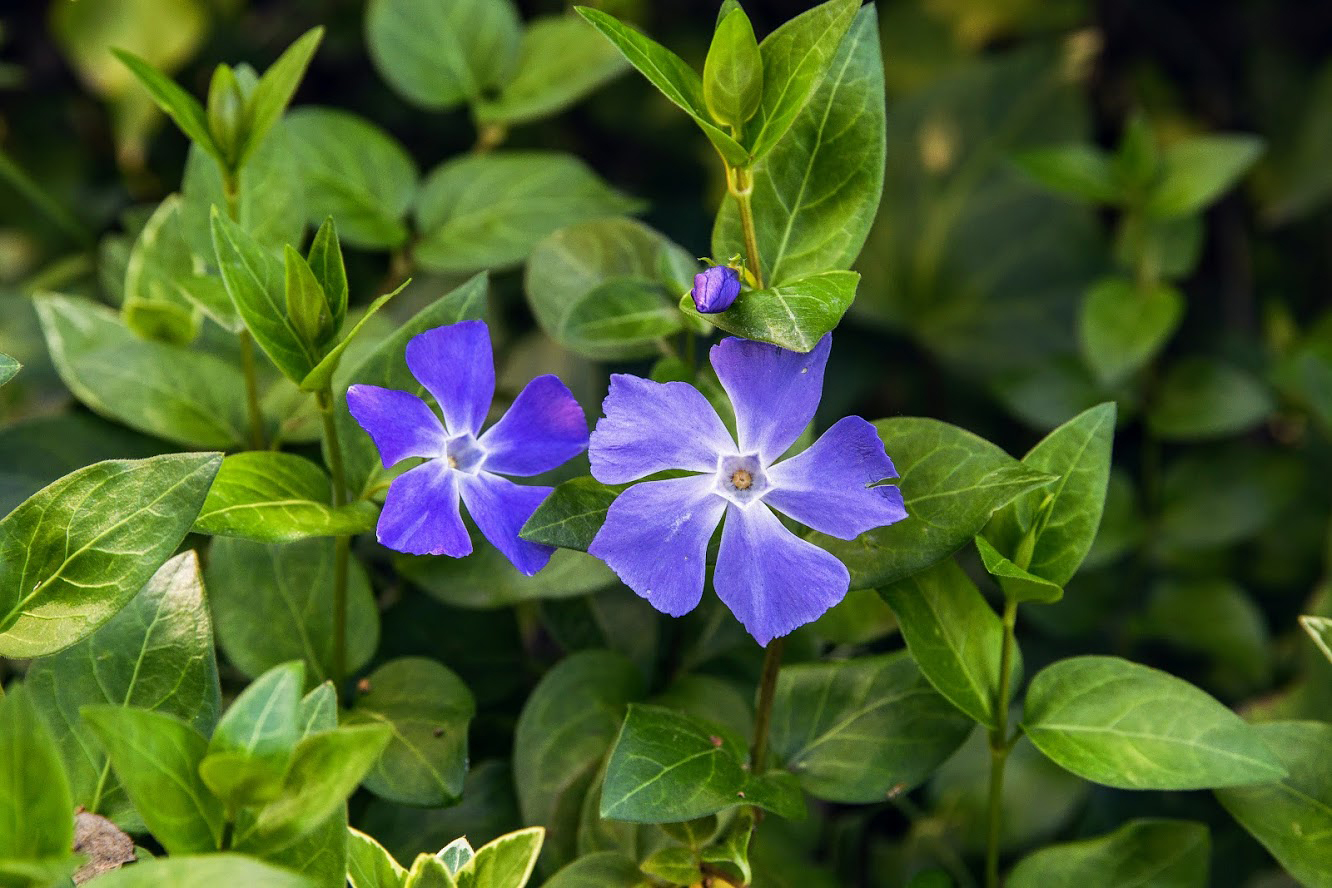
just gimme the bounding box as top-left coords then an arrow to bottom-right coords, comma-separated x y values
2,0 -> 1331,887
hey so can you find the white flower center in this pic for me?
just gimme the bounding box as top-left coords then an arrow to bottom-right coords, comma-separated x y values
714,453 -> 769,507
444,433 -> 486,474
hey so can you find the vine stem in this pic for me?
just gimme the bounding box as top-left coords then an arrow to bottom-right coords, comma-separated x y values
318,389 -> 350,697
985,598 -> 1019,888
727,164 -> 765,289
221,168 -> 267,450
750,636 -> 786,774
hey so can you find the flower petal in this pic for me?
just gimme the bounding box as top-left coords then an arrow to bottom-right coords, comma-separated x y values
405,321 -> 494,436
458,471 -> 556,576
377,460 -> 471,557
588,374 -> 734,484
479,375 -> 588,476
709,334 -> 831,462
713,502 -> 849,646
347,384 -> 446,468
588,475 -> 725,617
765,416 -> 907,540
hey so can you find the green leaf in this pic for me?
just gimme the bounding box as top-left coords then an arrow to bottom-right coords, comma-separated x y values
1155,446 -> 1301,552
124,194 -> 228,334
438,838 -> 473,874
1079,277 -> 1184,385
1008,818 -> 1210,888
299,282 -> 408,393
285,109 -> 417,250
811,417 -> 1055,590
0,688 -> 75,866
519,477 -> 618,551
769,653 -> 972,803
680,269 -> 857,352
703,8 -> 762,128
306,218 -> 348,333
90,854 -> 314,888
1300,615 -> 1332,666
713,5 -> 884,285
201,661 -> 304,807
365,0 -> 521,110
1013,144 -> 1120,204
405,855 -> 457,888
26,552 -> 220,831
475,14 -> 629,126
0,353 -> 17,387
36,294 -> 248,449
984,402 -> 1116,586
284,244 -> 330,348
640,847 -> 701,886
413,152 -> 639,274
974,535 -> 1063,604
513,650 -> 643,867
1146,357 -> 1273,441
748,0 -> 860,159
346,658 -> 477,807
1022,655 -> 1287,790
0,452 -> 220,658
243,27 -> 323,165
600,704 -> 804,823
881,558 -> 1020,729
455,827 -> 544,888
1215,721 -> 1332,887
1140,580 -> 1271,694
194,452 -> 379,542
541,853 -> 642,888
82,706 -> 224,853
207,537 -> 379,684
1146,134 -> 1264,218
112,48 -> 218,161
348,827 -> 408,888
211,207 -> 317,383
525,217 -> 689,361
400,545 -> 614,610
574,7 -> 748,167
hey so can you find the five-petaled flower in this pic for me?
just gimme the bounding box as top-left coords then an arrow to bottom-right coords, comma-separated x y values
347,321 -> 588,575
691,264 -> 741,313
587,334 -> 906,645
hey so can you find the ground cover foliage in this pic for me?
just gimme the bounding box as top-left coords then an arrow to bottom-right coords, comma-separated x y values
2,0 -> 1332,886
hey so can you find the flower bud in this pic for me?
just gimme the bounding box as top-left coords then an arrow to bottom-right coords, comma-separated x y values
691,265 -> 741,314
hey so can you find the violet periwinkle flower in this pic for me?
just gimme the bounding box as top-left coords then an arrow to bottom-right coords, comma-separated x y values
691,264 -> 741,313
347,321 -> 588,575
587,334 -> 906,645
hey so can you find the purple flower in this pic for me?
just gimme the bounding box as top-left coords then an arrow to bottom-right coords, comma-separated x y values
347,320 -> 588,575
691,265 -> 741,313
586,334 -> 906,645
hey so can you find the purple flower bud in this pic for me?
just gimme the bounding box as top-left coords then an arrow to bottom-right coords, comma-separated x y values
690,265 -> 741,314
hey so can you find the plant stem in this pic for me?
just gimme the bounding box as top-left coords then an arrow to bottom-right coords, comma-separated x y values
727,165 -> 764,289
318,389 -> 351,696
474,121 -> 508,154
750,636 -> 786,774
985,598 -> 1019,888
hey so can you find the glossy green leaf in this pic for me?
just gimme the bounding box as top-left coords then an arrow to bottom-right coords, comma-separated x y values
574,7 -> 747,167
475,14 -> 629,126
243,27 -> 323,165
207,537 -> 379,684
438,837 -> 473,874
1147,357 -> 1273,441
1146,134 -> 1264,218
680,270 -> 858,352
770,653 -> 972,803
1023,656 -> 1287,790
703,8 -> 762,128
285,108 -> 418,249
455,827 -> 543,888
985,402 -> 1116,586
0,452 -> 220,658
1079,277 -> 1183,385
1215,721 -> 1332,887
748,0 -> 860,159
112,48 -> 217,160
194,452 -> 379,542
640,847 -> 701,886
812,417 -> 1055,590
713,5 -> 884,285
405,855 -> 457,888
1008,818 -> 1210,888
881,558 -> 1020,729
306,218 -> 348,333
88,854 -> 313,888
27,552 -> 220,830
82,706 -> 224,853
401,544 -> 614,610
201,661 -> 304,807
974,535 -> 1063,604
211,207 -> 318,383
413,152 -> 638,274
600,704 -> 804,823
0,688 -> 75,868
0,353 -> 17,387
541,853 -> 642,888
346,658 -> 477,807
36,294 -> 248,449
124,194 -> 232,333
1013,144 -> 1119,204
284,244 -> 330,348
348,827 -> 408,888
519,477 -> 618,551
365,0 -> 521,110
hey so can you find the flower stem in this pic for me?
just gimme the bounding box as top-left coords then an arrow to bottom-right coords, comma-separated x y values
727,164 -> 764,289
318,388 -> 351,697
985,598 -> 1019,888
750,636 -> 786,774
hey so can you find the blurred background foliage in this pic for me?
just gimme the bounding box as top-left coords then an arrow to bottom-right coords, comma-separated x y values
3,1 -> 1332,885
